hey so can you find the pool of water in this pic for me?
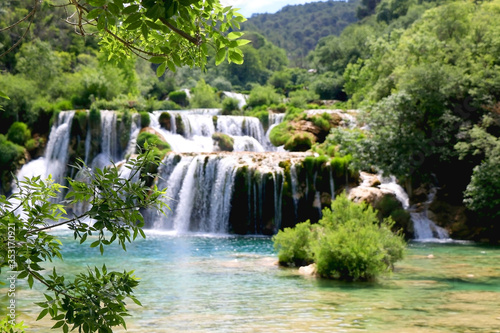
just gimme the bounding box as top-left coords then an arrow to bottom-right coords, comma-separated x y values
3,231 -> 500,332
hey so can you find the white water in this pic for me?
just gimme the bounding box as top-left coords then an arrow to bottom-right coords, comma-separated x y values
411,188 -> 450,241
16,111 -> 75,187
379,176 -> 410,209
222,91 -> 248,109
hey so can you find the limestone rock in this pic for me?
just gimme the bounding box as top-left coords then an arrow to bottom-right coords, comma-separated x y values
348,186 -> 384,206
298,264 -> 317,276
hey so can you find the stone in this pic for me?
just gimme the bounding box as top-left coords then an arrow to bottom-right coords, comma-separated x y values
348,186 -> 384,206
298,264 -> 317,276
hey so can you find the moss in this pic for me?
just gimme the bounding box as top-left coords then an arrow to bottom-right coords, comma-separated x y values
212,132 -> 234,151
117,108 -> 133,152
159,112 -> 172,131
136,132 -> 171,152
212,115 -> 218,129
284,132 -> 315,152
140,111 -> 150,128
269,122 -> 292,146
175,114 -> 185,136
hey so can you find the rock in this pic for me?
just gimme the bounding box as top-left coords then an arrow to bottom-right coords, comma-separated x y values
427,254 -> 435,259
298,264 -> 317,276
359,172 -> 381,187
348,186 -> 384,206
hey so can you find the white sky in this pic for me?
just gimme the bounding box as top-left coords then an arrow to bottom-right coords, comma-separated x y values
219,0 -> 324,18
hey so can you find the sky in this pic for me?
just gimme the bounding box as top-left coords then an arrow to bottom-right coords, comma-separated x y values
219,0 -> 324,18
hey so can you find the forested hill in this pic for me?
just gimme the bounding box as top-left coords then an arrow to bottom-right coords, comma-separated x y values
241,0 -> 359,66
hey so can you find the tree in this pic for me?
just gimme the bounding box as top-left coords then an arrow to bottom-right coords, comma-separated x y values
1,0 -> 248,75
0,1 -> 248,331
1,149 -> 168,332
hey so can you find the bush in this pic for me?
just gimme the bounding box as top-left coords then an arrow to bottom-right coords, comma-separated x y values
140,112 -> 151,128
269,122 -> 292,147
221,97 -> 241,115
247,85 -> 282,108
211,77 -> 233,91
0,134 -> 25,169
273,221 -> 315,266
7,122 -> 31,146
168,91 -> 188,107
273,193 -> 406,281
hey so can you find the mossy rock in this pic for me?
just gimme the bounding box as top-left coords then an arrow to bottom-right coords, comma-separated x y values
159,112 -> 172,131
137,128 -> 171,152
212,132 -> 234,152
284,132 -> 316,152
175,114 -> 185,136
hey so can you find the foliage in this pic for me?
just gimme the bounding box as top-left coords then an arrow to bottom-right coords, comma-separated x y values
274,193 -> 405,280
212,132 -> 234,151
190,80 -> 220,108
0,134 -> 25,192
221,97 -> 241,115
0,149 -> 169,332
7,122 -> 31,146
288,90 -> 319,109
273,221 -> 315,266
168,91 -> 188,107
246,85 -> 282,109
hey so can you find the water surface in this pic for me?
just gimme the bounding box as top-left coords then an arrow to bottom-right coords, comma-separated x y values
3,232 -> 500,332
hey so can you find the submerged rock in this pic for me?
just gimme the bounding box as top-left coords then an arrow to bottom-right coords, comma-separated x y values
298,264 -> 317,276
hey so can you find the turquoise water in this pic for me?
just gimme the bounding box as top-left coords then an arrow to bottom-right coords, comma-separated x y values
3,231 -> 500,332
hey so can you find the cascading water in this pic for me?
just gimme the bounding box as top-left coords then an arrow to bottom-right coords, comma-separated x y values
16,111 -> 75,188
410,188 -> 450,241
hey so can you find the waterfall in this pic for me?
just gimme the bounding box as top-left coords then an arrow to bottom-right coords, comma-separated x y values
411,188 -> 450,241
222,91 -> 248,109
290,163 -> 300,221
16,111 -> 75,187
379,176 -> 410,209
152,154 -> 238,234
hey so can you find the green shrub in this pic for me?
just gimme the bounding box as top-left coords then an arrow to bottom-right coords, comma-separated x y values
212,77 -> 233,91
222,97 -> 241,115
247,85 -> 282,108
212,132 -> 234,151
7,122 -> 31,146
190,80 -> 220,108
311,115 -> 331,132
0,134 -> 25,169
315,193 -> 405,280
140,112 -> 151,128
273,221 -> 315,266
168,91 -> 188,107
284,132 -> 315,152
273,193 -> 406,281
269,122 -> 292,147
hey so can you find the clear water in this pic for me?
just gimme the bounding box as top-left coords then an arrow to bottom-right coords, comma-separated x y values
3,232 -> 500,332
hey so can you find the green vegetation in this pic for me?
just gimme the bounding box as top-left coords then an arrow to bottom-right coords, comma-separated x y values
168,91 -> 188,107
190,79 -> 221,108
0,149 -> 168,333
274,193 -> 406,280
221,97 -> 241,115
212,132 -> 234,151
242,0 -> 359,65
136,132 -> 170,153
140,111 -> 151,128
7,122 -> 31,146
246,85 -> 283,109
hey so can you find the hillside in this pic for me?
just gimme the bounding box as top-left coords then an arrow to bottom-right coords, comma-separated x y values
242,0 -> 359,66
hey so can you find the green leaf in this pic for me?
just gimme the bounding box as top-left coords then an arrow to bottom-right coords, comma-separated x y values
124,12 -> 142,24
90,240 -> 100,248
141,23 -> 149,39
236,39 -> 251,46
149,56 -> 167,64
145,20 -> 162,30
156,62 -> 167,77
63,323 -> 69,333
97,15 -> 106,30
28,274 -> 34,288
215,48 -> 226,66
126,20 -> 142,30
227,31 -> 243,40
52,321 -> 64,329
167,60 -> 176,73
107,3 -> 120,16
37,309 -> 49,321
86,8 -> 103,20
0,90 -> 9,99
122,4 -> 139,14
80,233 -> 88,244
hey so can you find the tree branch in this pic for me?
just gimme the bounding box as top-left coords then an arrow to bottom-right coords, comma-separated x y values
159,17 -> 201,46
0,5 -> 36,58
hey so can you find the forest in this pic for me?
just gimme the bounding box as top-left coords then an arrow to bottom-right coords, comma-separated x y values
2,0 -> 499,240
1,0 -> 500,331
